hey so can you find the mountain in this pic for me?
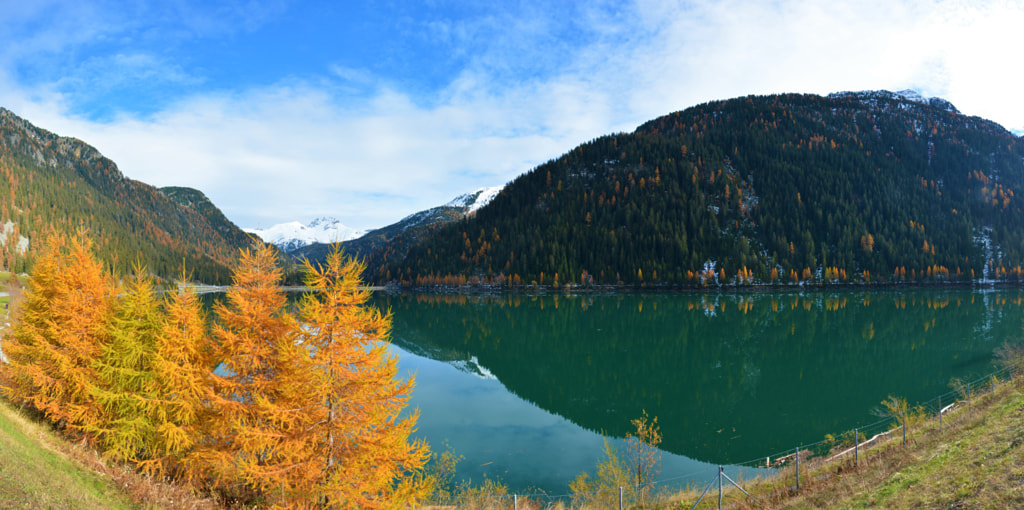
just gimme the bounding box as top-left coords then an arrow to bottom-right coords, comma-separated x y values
375,91 -> 1024,287
290,186 -> 504,269
444,186 -> 504,213
161,186 -> 252,248
245,217 -> 365,253
0,107 -> 251,283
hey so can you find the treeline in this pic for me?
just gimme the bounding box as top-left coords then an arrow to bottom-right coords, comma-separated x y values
0,108 -> 250,284
0,232 -> 429,508
373,92 -> 1024,287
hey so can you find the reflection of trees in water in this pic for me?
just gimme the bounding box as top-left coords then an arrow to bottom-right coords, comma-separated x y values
376,290 -> 1024,464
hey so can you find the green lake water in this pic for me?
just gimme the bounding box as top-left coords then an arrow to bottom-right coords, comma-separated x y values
373,288 -> 1024,495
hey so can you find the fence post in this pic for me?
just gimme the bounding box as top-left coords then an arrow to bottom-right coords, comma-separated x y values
902,409 -> 907,446
619,486 -> 623,510
795,446 -> 800,491
854,427 -> 858,465
718,466 -> 723,509
513,494 -> 518,510
968,383 -> 972,407
938,395 -> 942,431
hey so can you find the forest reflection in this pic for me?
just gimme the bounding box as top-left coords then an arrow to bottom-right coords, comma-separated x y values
377,289 -> 1023,463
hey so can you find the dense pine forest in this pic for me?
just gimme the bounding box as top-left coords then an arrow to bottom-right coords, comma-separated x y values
0,108 -> 250,283
373,91 -> 1024,287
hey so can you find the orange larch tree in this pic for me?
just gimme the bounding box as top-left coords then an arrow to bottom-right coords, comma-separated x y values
154,277 -> 215,479
1,231 -> 113,435
290,246 -> 429,508
197,242 -> 307,499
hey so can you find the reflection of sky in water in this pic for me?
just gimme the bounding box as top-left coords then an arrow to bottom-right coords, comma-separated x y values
391,343 -> 735,495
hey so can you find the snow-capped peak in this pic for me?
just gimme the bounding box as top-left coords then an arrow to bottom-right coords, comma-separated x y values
244,217 -> 366,252
445,186 -> 503,213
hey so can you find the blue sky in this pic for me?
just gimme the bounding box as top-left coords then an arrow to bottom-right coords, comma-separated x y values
2,0 -> 1024,230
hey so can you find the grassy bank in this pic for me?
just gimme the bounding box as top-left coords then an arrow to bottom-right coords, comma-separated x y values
661,375 -> 1024,510
766,378 -> 1024,509
0,398 -> 138,509
0,398 -> 215,509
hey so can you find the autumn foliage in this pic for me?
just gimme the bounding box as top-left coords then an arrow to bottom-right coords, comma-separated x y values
0,233 -> 429,508
2,231 -> 113,434
291,246 -> 430,507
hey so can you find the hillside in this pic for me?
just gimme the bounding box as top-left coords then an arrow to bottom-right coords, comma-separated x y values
161,186 -> 253,249
0,108 -> 251,283
378,91 -> 1024,287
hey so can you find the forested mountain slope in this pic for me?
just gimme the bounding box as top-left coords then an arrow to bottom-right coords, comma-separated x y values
379,91 -> 1024,287
0,108 -> 250,283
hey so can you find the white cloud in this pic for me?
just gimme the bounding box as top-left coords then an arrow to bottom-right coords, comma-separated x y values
18,81 -> 572,230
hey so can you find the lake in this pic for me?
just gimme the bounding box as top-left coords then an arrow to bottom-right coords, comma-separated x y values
373,288 -> 1024,495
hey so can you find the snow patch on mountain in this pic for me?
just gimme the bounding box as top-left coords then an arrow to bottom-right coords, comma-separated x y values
445,186 -> 504,213
245,217 -> 366,252
828,89 -> 960,114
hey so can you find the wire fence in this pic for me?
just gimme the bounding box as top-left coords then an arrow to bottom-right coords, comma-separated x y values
430,359 -> 1024,509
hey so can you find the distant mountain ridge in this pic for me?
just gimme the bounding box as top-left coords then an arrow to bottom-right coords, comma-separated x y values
290,186 -> 504,267
244,217 -> 365,253
372,90 -> 1024,287
0,107 -> 251,283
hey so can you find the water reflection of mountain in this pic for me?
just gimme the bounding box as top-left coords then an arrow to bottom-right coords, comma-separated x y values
376,290 -> 1023,464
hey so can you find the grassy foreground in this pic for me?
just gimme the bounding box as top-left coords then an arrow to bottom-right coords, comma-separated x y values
0,398 -> 137,509
768,379 -> 1024,510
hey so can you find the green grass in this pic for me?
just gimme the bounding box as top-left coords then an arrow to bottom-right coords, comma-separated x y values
0,399 -> 139,509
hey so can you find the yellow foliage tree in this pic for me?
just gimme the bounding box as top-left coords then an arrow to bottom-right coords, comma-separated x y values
88,268 -> 164,465
197,242 -> 306,498
154,276 -> 215,479
288,246 -> 430,508
1,232 -> 113,435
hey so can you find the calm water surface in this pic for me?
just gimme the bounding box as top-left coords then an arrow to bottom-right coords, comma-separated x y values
373,289 -> 1024,494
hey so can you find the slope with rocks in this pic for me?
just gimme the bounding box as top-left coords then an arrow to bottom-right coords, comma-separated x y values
0,107 -> 250,283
